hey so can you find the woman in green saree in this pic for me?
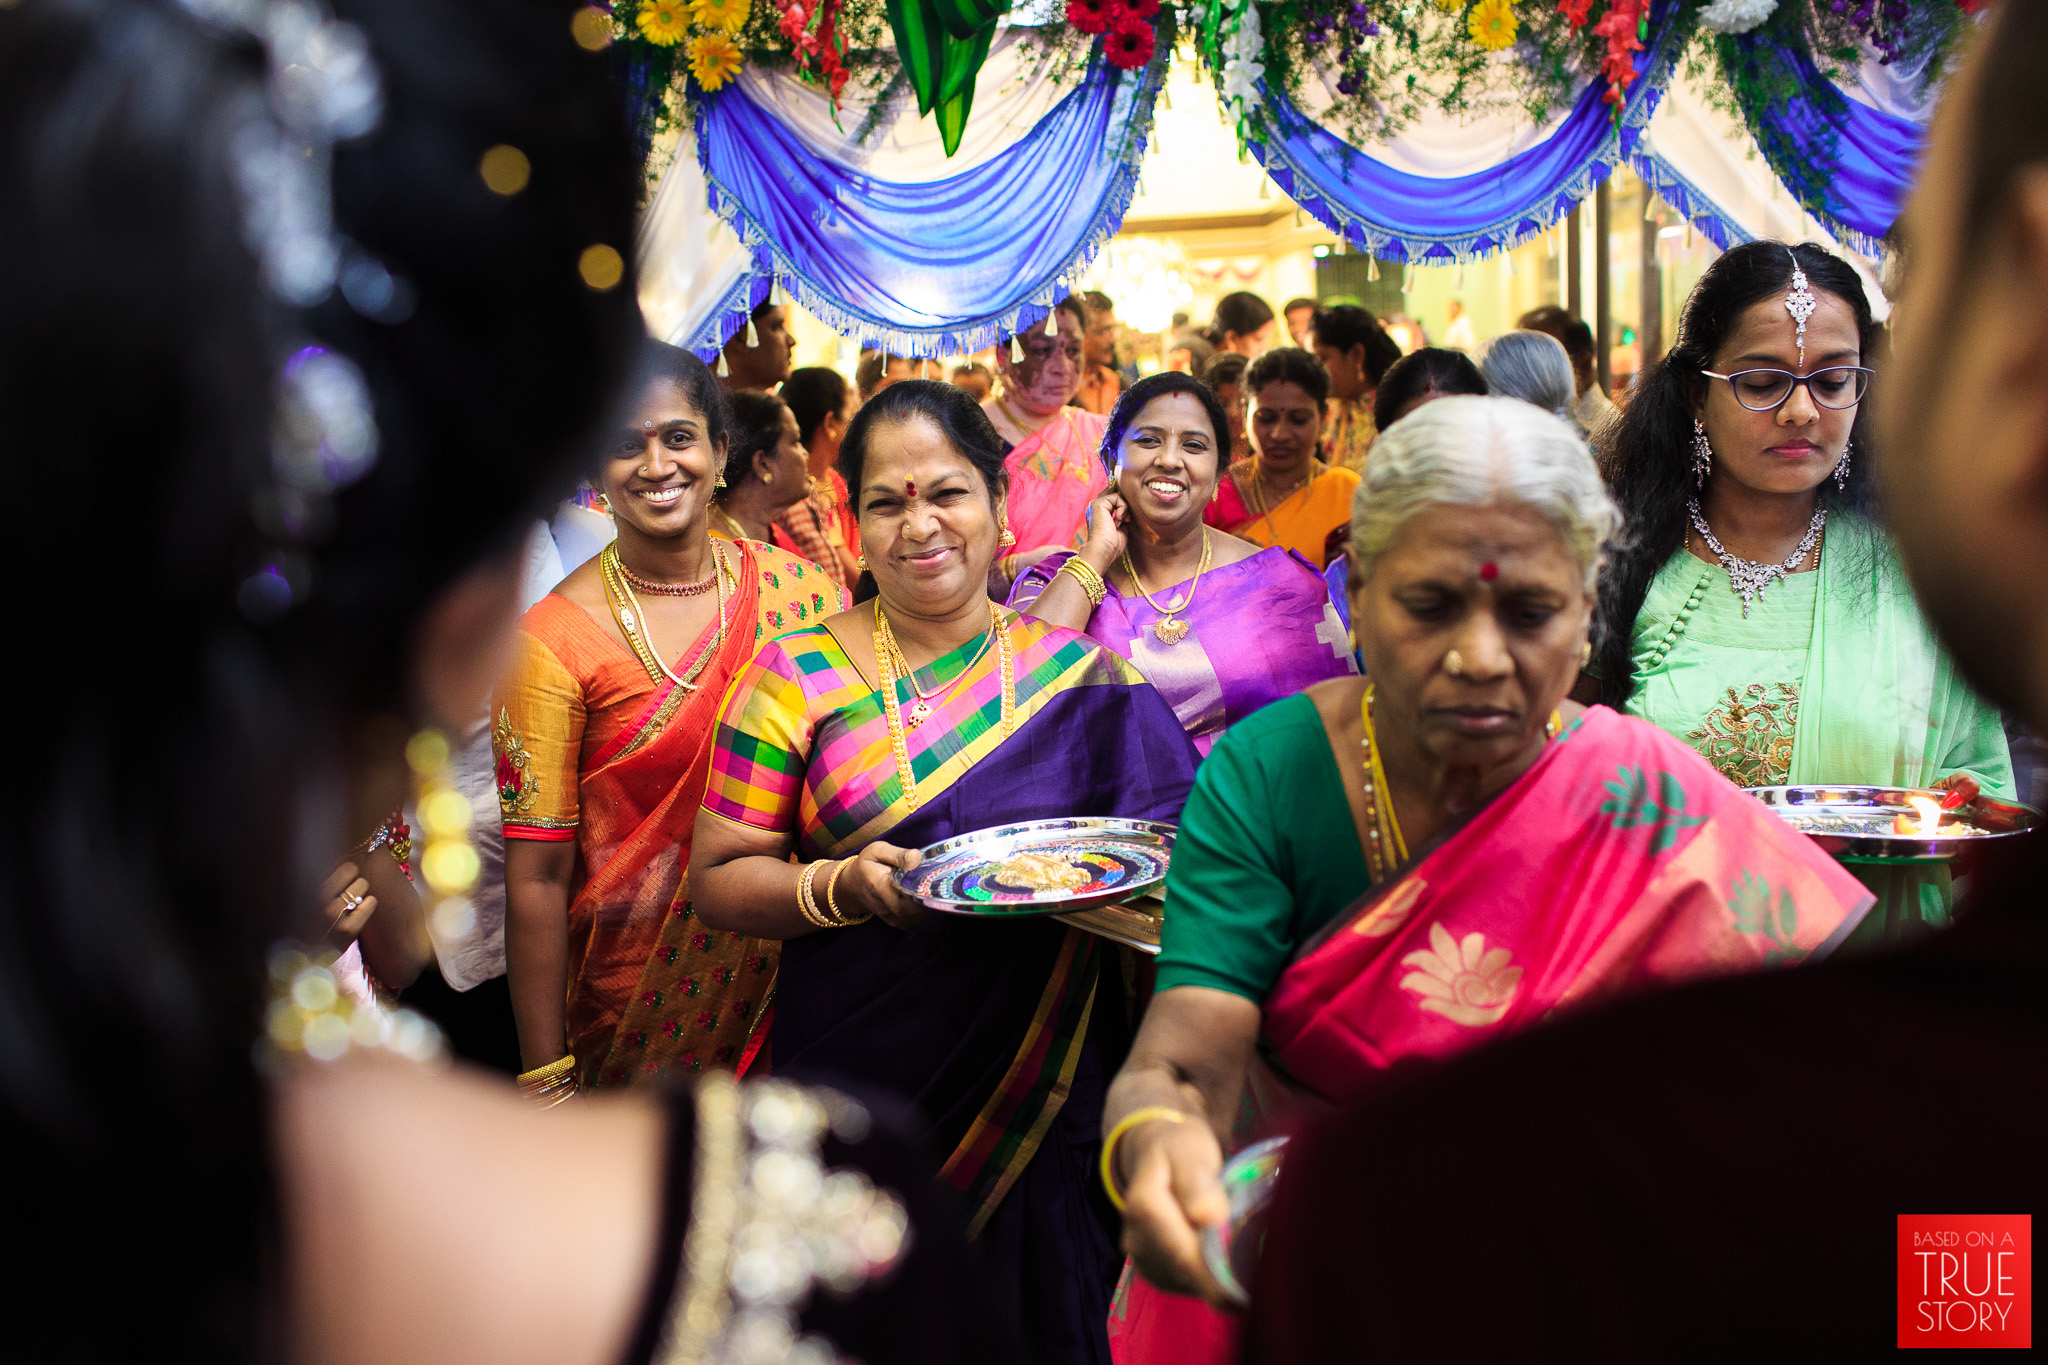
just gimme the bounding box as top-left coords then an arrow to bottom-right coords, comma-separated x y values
1591,241 -> 2013,946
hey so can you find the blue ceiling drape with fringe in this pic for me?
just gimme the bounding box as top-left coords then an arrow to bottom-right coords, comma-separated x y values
1246,0 -> 1691,264
688,46 -> 1166,360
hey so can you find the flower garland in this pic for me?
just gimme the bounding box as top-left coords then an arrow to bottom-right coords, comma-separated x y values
594,0 -> 1967,210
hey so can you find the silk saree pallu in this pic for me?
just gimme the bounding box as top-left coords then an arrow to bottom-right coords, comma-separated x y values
1261,704 -> 1875,1102
704,613 -> 1199,1362
1001,408 -> 1110,554
496,541 -> 843,1088
1010,547 -> 1355,756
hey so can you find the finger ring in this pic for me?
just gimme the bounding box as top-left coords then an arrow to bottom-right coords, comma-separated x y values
339,892 -> 363,913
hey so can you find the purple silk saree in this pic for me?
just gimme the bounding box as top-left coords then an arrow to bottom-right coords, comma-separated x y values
1009,546 -> 1357,755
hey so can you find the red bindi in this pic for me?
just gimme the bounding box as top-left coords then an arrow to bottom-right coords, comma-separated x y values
1478,562 -> 1500,582
905,479 -> 918,498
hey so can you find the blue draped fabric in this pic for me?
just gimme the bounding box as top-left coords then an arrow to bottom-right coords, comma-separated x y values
1732,34 -> 1927,253
1247,0 -> 1690,262
690,47 -> 1165,360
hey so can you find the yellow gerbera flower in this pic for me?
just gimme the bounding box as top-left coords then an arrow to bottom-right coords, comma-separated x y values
688,31 -> 744,90
637,0 -> 689,45
689,0 -> 751,34
1468,0 -> 1518,49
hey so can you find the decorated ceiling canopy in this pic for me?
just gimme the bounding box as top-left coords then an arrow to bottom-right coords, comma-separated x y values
604,0 -> 1966,351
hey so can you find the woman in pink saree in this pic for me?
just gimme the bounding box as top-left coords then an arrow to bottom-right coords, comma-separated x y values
1099,398 -> 1874,1363
985,296 -> 1110,572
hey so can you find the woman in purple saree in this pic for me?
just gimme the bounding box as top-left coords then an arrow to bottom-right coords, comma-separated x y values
691,381 -> 1199,1365
1095,398 -> 1874,1364
1009,372 -> 1357,755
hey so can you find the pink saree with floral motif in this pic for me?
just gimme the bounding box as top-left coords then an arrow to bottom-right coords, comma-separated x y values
1109,705 -> 1874,1363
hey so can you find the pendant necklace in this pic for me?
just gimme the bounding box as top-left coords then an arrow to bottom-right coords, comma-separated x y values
600,541 -> 732,691
873,601 -> 1015,809
1121,529 -> 1213,646
874,602 -> 997,729
1686,498 -> 1824,617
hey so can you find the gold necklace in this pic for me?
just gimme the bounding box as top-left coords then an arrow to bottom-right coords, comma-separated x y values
1120,529 -> 1213,646
600,541 -> 732,691
1358,684 -> 1410,883
873,601 -> 1015,810
1358,682 -> 1562,882
993,393 -> 1061,442
873,604 -> 998,729
712,504 -> 756,543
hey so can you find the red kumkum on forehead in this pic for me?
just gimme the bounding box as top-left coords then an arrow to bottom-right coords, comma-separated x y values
1479,561 -> 1500,582
905,479 -> 917,498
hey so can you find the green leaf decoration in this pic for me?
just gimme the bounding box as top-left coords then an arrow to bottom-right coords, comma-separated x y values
1599,765 -> 1706,853
932,0 -> 1010,43
1776,888 -> 1798,943
938,22 -> 993,109
886,0 -> 945,116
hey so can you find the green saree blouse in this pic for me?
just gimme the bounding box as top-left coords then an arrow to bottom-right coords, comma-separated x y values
1625,513 -> 2013,946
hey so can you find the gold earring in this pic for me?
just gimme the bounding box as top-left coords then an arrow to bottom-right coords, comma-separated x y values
999,526 -> 1017,547
1577,641 -> 1592,668
715,469 -> 727,489
1444,649 -> 1465,676
762,470 -> 774,486
857,552 -> 867,570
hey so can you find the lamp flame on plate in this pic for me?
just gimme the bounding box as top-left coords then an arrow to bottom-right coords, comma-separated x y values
1894,796 -> 1944,836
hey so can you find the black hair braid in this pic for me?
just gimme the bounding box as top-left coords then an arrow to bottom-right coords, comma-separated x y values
1591,240 -> 1884,709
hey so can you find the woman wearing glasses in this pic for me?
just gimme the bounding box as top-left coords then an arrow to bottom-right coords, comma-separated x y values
1590,241 -> 2012,946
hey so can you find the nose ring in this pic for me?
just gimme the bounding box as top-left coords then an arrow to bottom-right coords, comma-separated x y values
1444,649 -> 1465,677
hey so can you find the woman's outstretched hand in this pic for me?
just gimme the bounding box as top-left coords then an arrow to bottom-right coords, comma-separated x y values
833,842 -> 931,930
1118,1114 -> 1235,1308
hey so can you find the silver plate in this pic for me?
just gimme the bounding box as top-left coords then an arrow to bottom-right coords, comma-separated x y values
1745,785 -> 2039,863
894,818 -> 1177,916
1053,893 -> 1164,955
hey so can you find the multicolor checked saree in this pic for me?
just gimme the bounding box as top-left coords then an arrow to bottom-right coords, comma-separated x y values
704,607 -> 1199,1365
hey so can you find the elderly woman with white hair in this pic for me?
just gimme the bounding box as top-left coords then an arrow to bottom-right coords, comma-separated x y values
1100,397 -> 1873,1360
1476,328 -> 1583,432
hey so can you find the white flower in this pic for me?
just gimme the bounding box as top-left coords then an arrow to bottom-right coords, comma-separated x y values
1698,0 -> 1776,35
1222,55 -> 1266,109
1399,922 -> 1522,1027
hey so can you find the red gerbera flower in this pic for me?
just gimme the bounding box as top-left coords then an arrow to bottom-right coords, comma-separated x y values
1104,14 -> 1156,68
1125,0 -> 1160,17
1066,0 -> 1123,36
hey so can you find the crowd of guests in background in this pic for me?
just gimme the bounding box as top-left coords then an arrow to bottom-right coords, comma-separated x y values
11,0 -> 2048,1362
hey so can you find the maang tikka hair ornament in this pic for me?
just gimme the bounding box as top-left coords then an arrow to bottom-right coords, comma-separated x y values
1784,250 -> 1818,368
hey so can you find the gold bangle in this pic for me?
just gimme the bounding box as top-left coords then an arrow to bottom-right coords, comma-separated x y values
517,1054 -> 575,1086
1099,1105 -> 1191,1213
796,859 -> 831,928
1058,554 -> 1107,607
518,1054 -> 579,1108
823,856 -> 871,927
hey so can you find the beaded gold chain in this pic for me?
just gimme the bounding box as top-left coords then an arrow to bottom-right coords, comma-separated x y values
1357,684 -> 1410,884
873,600 -> 1014,810
1358,682 -> 1562,882
600,541 -> 732,691
874,601 -> 998,729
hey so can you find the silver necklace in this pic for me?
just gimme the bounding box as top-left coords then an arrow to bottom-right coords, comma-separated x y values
1686,498 -> 1824,617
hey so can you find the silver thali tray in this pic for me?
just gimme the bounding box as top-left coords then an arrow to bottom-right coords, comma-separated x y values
894,817 -> 1176,916
1745,785 -> 2039,863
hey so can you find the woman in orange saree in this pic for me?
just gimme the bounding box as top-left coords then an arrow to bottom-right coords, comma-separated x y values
1204,349 -> 1359,569
495,344 -> 845,1096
